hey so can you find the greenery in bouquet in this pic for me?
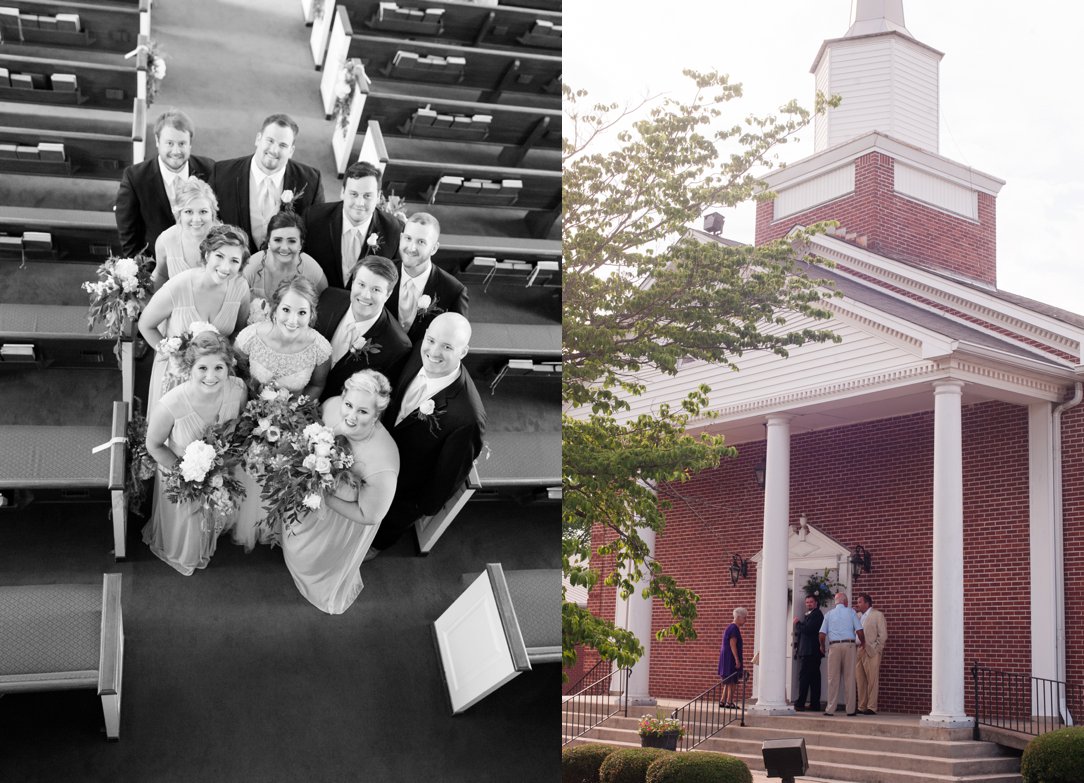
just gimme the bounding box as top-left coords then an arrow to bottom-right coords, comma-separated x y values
125,407 -> 158,515
82,251 -> 155,360
232,386 -> 321,475
637,712 -> 685,738
145,39 -> 166,106
377,192 -> 408,228
163,421 -> 246,532
333,59 -> 365,133
804,567 -> 843,607
157,321 -> 221,383
259,421 -> 356,535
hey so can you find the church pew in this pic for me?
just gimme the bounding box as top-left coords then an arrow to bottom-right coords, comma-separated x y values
0,400 -> 129,558
0,0 -> 148,54
345,0 -> 562,52
433,563 -> 560,714
0,96 -> 145,179
359,121 -> 560,221
335,85 -> 558,174
0,573 -> 124,739
319,8 -> 560,111
0,206 -> 120,261
0,48 -> 144,111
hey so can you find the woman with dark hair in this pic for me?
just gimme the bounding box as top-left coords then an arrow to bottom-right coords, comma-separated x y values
243,211 -> 327,322
151,177 -> 221,289
283,369 -> 399,614
139,224 -> 252,416
143,329 -> 247,575
231,275 -> 333,551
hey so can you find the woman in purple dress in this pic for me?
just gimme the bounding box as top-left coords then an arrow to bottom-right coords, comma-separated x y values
717,606 -> 748,708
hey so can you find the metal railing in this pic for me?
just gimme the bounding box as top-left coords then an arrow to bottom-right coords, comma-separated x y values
670,672 -> 749,751
971,661 -> 1083,740
561,659 -> 630,746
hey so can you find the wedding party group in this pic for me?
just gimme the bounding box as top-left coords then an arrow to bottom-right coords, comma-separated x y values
97,107 -> 486,615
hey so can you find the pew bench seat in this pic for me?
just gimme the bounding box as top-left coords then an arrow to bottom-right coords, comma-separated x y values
0,573 -> 124,739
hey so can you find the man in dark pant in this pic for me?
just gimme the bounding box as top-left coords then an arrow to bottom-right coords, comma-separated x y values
793,595 -> 824,711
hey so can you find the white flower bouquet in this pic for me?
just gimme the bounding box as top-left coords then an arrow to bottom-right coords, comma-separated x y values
259,421 -> 356,535
82,251 -> 155,360
163,422 -> 246,532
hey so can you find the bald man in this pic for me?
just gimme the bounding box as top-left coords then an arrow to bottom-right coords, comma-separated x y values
369,312 -> 486,557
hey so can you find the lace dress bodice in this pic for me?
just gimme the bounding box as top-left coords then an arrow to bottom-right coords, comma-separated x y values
236,325 -> 332,393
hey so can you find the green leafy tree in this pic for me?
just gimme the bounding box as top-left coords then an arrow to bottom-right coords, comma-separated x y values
563,70 -> 841,671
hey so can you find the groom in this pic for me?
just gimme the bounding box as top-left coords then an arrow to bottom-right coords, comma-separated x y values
369,312 -> 485,558
212,113 -> 324,251
314,255 -> 411,401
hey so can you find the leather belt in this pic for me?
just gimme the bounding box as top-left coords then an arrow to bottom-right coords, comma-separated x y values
829,639 -> 855,645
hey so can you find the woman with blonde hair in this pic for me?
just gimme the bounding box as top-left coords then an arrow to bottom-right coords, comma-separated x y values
151,176 -> 220,289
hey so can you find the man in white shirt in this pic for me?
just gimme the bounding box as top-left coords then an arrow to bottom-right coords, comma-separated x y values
387,212 -> 469,344
819,592 -> 866,716
369,312 -> 485,558
115,109 -> 215,257
212,114 -> 324,251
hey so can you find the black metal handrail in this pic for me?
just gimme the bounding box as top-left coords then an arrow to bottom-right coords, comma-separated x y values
971,661 -> 1082,740
561,659 -> 630,746
670,672 -> 749,751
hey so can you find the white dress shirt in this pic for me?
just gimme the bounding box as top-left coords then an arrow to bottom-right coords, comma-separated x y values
395,366 -> 460,424
330,308 -> 380,365
249,159 -> 286,245
398,262 -> 432,314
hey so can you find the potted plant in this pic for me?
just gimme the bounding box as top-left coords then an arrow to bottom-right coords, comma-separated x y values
638,712 -> 685,751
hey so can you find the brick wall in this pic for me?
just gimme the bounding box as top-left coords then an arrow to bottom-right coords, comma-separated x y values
755,152 -> 997,285
1061,403 -> 1084,692
590,401 -> 1036,715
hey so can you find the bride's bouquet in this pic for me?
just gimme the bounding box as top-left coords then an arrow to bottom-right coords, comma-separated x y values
158,321 -> 220,382
232,386 -> 321,475
259,422 -> 356,535
125,407 -> 158,515
163,421 -> 246,532
82,251 -> 154,360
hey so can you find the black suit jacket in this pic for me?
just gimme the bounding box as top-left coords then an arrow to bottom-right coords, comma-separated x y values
114,155 -> 215,257
313,287 -> 412,401
304,203 -> 402,290
796,607 -> 825,658
386,263 -> 469,344
373,349 -> 485,549
211,156 -> 324,252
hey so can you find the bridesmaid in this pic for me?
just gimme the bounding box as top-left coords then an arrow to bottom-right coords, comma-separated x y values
244,211 -> 328,322
143,330 -> 247,575
283,370 -> 399,614
231,276 -> 332,551
139,225 -> 251,417
151,177 -> 220,290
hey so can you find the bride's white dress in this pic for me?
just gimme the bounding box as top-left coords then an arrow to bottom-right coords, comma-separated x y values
231,324 -> 332,550
283,422 -> 398,614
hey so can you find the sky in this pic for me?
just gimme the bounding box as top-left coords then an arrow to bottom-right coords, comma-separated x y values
564,0 -> 1084,314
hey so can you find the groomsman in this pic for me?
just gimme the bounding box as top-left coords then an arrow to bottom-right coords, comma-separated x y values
314,255 -> 412,401
115,108 -> 214,257
305,161 -> 402,290
387,212 -> 468,344
370,312 -> 486,558
212,113 -> 324,252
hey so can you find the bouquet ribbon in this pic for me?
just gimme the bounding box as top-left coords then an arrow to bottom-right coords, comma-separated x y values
92,436 -> 127,454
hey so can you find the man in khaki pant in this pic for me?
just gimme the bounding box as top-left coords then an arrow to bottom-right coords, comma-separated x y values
818,592 -> 866,716
855,592 -> 888,715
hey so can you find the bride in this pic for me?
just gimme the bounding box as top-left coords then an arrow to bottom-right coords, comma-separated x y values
283,370 -> 399,614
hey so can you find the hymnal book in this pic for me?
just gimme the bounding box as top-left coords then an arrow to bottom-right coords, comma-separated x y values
465,257 -> 497,273
38,15 -> 57,31
0,67 -> 8,86
437,175 -> 464,190
22,231 -> 53,248
500,179 -> 524,192
19,13 -> 39,28
0,143 -> 17,159
480,181 -> 501,193
15,145 -> 40,159
0,343 -> 36,359
10,73 -> 33,90
54,13 -> 81,31
460,179 -> 485,194
446,56 -> 466,69
0,234 -> 21,248
471,114 -> 492,128
433,114 -> 454,127
451,115 -> 472,129
37,142 -> 66,161
51,73 -> 78,91
392,51 -> 419,67
413,108 -> 437,126
423,8 -> 445,18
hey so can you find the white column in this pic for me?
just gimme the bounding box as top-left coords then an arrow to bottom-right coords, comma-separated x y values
923,380 -> 970,726
1028,403 -> 1061,714
614,525 -> 656,706
751,414 -> 794,714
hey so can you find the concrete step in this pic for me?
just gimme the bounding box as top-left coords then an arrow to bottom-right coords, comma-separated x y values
721,724 -> 1013,759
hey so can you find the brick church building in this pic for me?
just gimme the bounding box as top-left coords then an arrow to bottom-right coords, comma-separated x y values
587,0 -> 1084,722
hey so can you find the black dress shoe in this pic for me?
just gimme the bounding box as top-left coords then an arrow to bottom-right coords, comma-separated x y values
863,709 -> 877,715
846,712 -> 858,716
793,706 -> 805,712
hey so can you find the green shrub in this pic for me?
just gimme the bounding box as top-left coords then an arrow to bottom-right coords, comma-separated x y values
562,743 -> 618,783
646,752 -> 753,783
1021,726 -> 1084,783
599,747 -> 671,783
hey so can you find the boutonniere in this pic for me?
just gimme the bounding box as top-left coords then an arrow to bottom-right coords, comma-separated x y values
348,337 -> 382,364
414,293 -> 443,317
415,399 -> 443,435
280,184 -> 306,210
366,233 -> 381,253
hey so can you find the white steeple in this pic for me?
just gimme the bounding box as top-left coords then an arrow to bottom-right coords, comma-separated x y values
811,0 -> 943,153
